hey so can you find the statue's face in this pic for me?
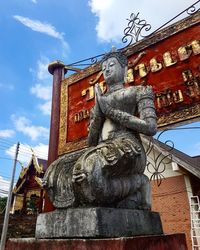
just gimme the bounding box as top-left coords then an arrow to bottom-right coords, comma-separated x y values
102,57 -> 125,85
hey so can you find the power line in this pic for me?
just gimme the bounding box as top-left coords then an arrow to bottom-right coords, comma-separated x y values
0,174 -> 12,180
0,142 -> 47,156
0,146 -> 47,160
0,189 -> 8,194
0,146 -> 47,158
0,174 -> 18,182
0,144 -> 13,151
0,138 -> 15,146
0,139 -> 48,158
0,156 -> 15,161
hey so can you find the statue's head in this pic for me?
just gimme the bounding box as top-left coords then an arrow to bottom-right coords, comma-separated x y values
101,49 -> 128,85
101,49 -> 128,68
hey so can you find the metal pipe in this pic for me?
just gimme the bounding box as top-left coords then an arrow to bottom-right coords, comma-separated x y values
0,142 -> 20,250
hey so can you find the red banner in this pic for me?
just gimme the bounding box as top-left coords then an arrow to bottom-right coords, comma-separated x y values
58,13 -> 200,155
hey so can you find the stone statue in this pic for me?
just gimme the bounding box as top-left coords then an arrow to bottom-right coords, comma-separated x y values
43,49 -> 157,210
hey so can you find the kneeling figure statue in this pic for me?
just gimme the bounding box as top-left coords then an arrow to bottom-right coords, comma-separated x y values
44,49 -> 157,210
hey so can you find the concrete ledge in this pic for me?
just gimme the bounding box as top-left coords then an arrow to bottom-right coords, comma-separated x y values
35,207 -> 163,238
6,234 -> 188,250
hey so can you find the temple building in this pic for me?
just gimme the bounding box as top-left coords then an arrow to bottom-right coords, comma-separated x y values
11,154 -> 47,214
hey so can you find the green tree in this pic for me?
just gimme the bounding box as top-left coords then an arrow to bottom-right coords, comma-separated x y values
0,197 -> 7,213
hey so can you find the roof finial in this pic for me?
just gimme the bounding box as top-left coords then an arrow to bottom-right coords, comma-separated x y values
111,45 -> 117,52
30,147 -> 35,156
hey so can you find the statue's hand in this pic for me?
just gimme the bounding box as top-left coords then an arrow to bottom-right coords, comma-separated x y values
95,84 -> 110,114
93,84 -> 104,117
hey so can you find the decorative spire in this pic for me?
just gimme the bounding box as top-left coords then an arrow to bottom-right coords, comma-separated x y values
101,47 -> 128,67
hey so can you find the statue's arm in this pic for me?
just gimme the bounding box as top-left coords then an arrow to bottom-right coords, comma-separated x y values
88,104 -> 104,146
105,86 -> 157,136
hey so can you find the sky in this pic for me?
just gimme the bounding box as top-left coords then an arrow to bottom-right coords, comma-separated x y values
0,0 -> 199,196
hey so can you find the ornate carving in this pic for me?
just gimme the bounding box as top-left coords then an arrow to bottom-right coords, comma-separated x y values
58,80 -> 68,156
146,137 -> 174,186
186,0 -> 200,15
122,13 -> 151,46
157,104 -> 200,128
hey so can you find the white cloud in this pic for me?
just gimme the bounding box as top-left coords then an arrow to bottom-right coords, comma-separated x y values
36,56 -> 50,81
89,0 -> 122,42
6,143 -> 48,165
39,101 -> 51,116
31,0 -> 37,3
13,15 -> 69,55
11,115 -> 49,141
30,56 -> 52,115
0,176 -> 10,197
0,129 -> 15,138
88,0 -> 196,43
31,83 -> 52,115
31,84 -> 52,101
13,15 -> 63,39
31,143 -> 48,159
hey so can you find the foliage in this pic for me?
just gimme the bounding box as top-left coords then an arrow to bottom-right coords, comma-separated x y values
0,196 -> 7,213
26,195 -> 38,214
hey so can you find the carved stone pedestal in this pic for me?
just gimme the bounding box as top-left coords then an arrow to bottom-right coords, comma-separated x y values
35,207 -> 163,239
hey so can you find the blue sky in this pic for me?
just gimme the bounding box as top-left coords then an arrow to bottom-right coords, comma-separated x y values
0,0 -> 199,195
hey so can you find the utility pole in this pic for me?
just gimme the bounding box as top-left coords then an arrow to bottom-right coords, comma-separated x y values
0,142 -> 20,250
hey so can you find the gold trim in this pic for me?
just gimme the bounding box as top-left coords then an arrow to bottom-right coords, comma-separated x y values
26,189 -> 41,198
58,77 -> 89,155
14,178 -> 26,193
158,103 -> 200,128
58,80 -> 68,155
48,60 -> 65,75
34,177 -> 43,187
64,139 -> 87,155
19,167 -> 28,179
62,64 -> 101,87
32,155 -> 43,174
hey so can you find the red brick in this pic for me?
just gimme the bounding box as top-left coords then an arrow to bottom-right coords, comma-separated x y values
151,175 -> 191,249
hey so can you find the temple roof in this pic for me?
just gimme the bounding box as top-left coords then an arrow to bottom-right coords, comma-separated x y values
38,158 -> 48,172
13,154 -> 47,194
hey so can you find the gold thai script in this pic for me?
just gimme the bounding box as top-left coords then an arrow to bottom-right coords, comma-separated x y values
126,39 -> 200,84
81,39 -> 200,100
74,109 -> 90,122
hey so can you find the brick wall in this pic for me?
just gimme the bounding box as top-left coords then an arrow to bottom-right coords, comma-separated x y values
151,175 -> 192,250
0,214 -> 37,239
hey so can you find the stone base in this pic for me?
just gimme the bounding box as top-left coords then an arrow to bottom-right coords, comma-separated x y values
35,207 -> 163,238
6,234 -> 188,250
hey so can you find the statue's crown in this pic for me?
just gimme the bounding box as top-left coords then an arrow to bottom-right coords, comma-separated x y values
101,47 -> 127,67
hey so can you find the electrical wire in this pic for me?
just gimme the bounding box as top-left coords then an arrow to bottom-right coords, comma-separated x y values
0,141 -> 48,160
0,137 -> 15,146
0,174 -> 12,180
0,137 -> 48,156
0,144 -> 48,157
0,156 -> 15,161
0,189 -> 9,195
